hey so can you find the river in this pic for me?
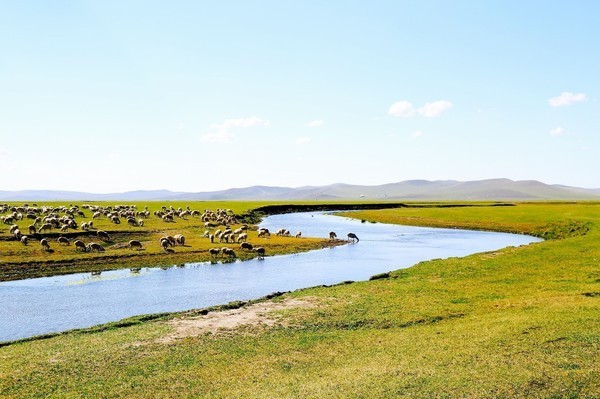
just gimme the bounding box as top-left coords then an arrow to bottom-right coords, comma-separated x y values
0,212 -> 541,342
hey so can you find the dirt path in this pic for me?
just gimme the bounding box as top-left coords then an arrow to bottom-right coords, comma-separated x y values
158,298 -> 317,343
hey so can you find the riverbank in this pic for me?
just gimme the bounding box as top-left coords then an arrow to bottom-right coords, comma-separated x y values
1,202 -> 598,398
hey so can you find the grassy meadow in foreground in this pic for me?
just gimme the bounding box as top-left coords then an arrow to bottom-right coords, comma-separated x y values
0,202 -> 598,398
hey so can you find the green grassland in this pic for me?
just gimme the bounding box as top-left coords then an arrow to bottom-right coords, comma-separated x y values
0,202 -> 599,398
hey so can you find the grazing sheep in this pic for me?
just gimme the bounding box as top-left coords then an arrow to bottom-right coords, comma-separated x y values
81,221 -> 89,231
258,228 -> 270,238
221,247 -> 236,258
209,234 -> 215,243
2,217 -> 14,225
9,225 -> 19,234
233,228 -> 244,235
164,236 -> 177,246
97,230 -> 110,241
240,242 -> 253,251
13,229 -> 22,239
203,230 -> 210,238
60,224 -> 69,232
137,219 -> 144,227
236,233 -> 248,243
110,216 -> 121,224
208,247 -> 220,257
173,234 -> 185,246
127,218 -> 137,227
28,225 -> 37,235
40,238 -> 50,251
253,246 -> 266,258
275,228 -> 286,236
329,231 -> 337,240
57,236 -> 70,245
347,233 -> 359,243
92,211 -> 102,219
38,223 -> 52,233
74,240 -> 87,252
295,231 -> 302,238
159,237 -> 173,249
87,242 -> 105,252
128,240 -> 143,250
160,239 -> 173,252
20,236 -> 29,245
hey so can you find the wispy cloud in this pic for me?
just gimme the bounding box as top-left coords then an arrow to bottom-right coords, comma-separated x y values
306,120 -> 324,128
202,116 -> 270,143
412,130 -> 424,138
389,100 -> 453,118
388,101 -> 416,117
548,92 -> 587,107
418,101 -> 453,117
549,127 -> 566,136
296,136 -> 312,145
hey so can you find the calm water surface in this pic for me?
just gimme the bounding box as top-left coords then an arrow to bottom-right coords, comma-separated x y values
0,212 -> 541,342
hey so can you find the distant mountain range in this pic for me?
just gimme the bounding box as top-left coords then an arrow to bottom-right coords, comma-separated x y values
1,179 -> 599,202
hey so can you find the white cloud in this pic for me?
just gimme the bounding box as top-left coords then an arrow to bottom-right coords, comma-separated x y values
388,101 -> 416,117
412,130 -> 423,138
548,92 -> 588,107
549,127 -> 566,136
296,136 -> 312,145
202,116 -> 269,143
418,101 -> 453,117
306,120 -> 324,128
0,148 -> 8,156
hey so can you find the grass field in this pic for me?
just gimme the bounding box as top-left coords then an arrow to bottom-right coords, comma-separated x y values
0,202 -> 598,398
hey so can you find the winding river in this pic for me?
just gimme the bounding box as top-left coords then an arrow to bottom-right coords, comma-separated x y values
0,212 -> 541,342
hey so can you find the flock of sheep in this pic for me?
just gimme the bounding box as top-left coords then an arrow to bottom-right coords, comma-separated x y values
1,203 -> 359,263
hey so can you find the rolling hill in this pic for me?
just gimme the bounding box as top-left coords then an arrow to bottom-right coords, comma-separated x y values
0,179 -> 598,201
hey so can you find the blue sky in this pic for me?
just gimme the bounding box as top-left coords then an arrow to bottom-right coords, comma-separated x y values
1,1 -> 598,192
